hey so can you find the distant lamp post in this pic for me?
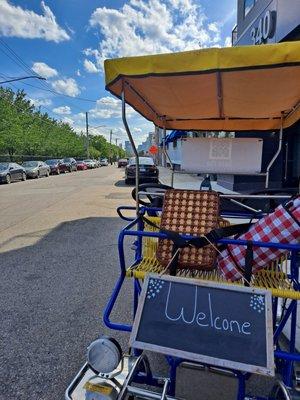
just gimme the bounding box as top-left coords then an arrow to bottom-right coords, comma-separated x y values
0,76 -> 46,84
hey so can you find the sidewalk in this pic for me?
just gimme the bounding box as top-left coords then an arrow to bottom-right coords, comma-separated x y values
158,167 -> 236,193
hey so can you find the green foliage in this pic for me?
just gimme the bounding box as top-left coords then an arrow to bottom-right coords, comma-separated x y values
0,87 -> 126,160
90,133 -> 126,160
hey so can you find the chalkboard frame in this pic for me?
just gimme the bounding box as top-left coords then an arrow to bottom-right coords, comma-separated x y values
130,274 -> 274,376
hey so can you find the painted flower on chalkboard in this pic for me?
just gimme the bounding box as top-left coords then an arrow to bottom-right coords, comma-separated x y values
146,278 -> 165,300
250,294 -> 265,313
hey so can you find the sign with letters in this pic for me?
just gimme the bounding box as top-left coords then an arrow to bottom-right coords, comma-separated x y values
130,275 -> 274,376
250,10 -> 276,45
181,138 -> 263,174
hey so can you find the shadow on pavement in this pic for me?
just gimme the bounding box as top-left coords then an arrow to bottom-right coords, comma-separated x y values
114,179 -> 134,187
0,216 -> 134,400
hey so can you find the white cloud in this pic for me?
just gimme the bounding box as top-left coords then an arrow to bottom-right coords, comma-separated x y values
51,78 -> 80,97
83,59 -> 99,74
32,62 -> 58,78
52,105 -> 71,115
224,36 -> 232,47
83,48 -> 99,57
61,116 -> 74,125
208,22 -> 219,33
74,112 -> 86,121
76,69 -> 81,76
29,98 -> 52,108
87,0 -> 223,72
0,1 -> 70,42
89,96 -> 135,119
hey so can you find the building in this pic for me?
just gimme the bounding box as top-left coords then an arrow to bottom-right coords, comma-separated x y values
124,140 -> 133,156
223,0 -> 300,191
233,0 -> 300,46
137,132 -> 155,155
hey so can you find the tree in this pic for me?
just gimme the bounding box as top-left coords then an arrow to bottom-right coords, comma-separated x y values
0,86 -> 119,161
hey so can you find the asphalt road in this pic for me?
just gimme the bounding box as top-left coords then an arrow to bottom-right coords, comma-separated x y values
0,166 -> 136,399
0,167 -> 274,400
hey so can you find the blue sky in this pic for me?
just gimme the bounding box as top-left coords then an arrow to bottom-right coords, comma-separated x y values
0,0 -> 236,144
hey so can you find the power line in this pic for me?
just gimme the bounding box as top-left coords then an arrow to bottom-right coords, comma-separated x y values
0,39 -> 97,105
0,71 -> 87,114
11,80 -> 88,113
0,76 -> 46,84
20,80 -> 96,103
0,38 -> 39,76
0,75 -> 76,130
0,81 -> 114,152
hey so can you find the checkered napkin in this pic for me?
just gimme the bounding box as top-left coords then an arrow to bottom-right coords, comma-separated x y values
217,196 -> 300,281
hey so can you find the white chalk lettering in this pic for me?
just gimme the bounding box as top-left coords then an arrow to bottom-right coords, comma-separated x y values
230,320 -> 241,333
242,322 -> 251,335
163,283 -> 252,335
208,293 -> 214,327
222,319 -> 229,331
196,312 -> 209,327
165,282 -> 197,324
214,317 -> 222,330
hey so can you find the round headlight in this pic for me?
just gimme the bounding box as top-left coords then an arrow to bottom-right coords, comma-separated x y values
87,337 -> 122,374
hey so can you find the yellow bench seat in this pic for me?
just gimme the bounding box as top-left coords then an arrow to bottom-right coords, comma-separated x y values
125,217 -> 299,300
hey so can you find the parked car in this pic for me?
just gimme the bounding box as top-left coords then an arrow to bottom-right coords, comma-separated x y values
94,159 -> 101,168
0,162 -> 26,184
83,159 -> 97,169
76,160 -> 88,170
60,158 -> 77,172
125,157 -> 159,184
118,158 -> 128,168
45,159 -> 63,175
100,158 -> 109,166
22,160 -> 50,179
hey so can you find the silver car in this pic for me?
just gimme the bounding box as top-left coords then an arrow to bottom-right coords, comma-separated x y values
22,161 -> 50,179
100,158 -> 109,166
83,159 -> 97,169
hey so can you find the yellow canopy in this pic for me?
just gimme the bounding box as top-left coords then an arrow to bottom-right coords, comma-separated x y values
105,41 -> 300,131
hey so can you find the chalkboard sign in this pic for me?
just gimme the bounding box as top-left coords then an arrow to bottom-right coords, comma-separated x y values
130,274 -> 274,376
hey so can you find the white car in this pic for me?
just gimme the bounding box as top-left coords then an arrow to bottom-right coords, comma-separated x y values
99,158 -> 109,166
83,159 -> 97,169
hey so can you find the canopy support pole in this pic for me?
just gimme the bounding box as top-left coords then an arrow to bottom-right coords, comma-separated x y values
162,118 -> 167,168
265,113 -> 284,188
124,80 -> 162,121
163,147 -> 175,187
217,71 -> 224,118
284,99 -> 300,122
122,83 -> 139,215
160,119 -> 175,187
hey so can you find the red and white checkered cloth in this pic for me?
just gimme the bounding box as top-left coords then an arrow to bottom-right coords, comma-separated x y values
217,196 -> 300,281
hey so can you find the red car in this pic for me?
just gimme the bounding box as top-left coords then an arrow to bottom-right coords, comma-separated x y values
45,159 -> 64,174
76,160 -> 88,170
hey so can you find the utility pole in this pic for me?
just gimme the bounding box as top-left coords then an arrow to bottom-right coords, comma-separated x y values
115,138 -> 120,160
85,112 -> 89,158
109,129 -> 113,165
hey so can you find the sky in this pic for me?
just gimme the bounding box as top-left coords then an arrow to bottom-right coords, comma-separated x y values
0,0 -> 237,145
